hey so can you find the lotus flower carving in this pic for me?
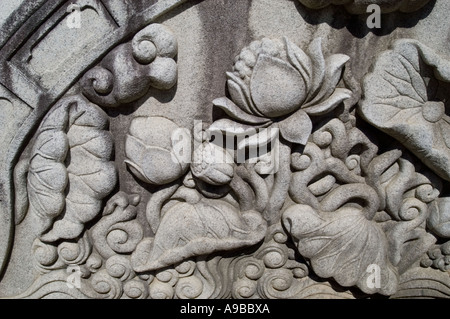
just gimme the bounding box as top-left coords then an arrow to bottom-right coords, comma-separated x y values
209,37 -> 352,148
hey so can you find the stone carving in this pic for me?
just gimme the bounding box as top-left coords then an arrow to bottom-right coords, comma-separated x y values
1,0 -> 450,300
297,0 -> 432,13
125,116 -> 189,185
360,40 -> 450,182
210,37 -> 352,146
26,95 -> 117,242
80,23 -> 178,108
284,120 -> 439,294
132,198 -> 267,272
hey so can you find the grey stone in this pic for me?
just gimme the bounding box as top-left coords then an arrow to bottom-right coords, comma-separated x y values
0,0 -> 449,300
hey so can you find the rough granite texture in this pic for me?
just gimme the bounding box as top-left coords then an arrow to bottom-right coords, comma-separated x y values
0,0 -> 449,299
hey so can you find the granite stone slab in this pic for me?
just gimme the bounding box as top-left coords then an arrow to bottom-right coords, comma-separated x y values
0,0 -> 449,299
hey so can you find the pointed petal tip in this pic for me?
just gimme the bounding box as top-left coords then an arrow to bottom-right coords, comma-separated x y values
212,97 -> 270,125
304,88 -> 353,116
278,110 -> 312,145
332,53 -> 350,65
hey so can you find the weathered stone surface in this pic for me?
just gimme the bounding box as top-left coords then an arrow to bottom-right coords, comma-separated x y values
0,0 -> 449,300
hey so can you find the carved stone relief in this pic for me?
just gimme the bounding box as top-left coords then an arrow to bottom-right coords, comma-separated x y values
0,0 -> 450,299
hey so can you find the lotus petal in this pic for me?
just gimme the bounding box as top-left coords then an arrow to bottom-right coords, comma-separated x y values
208,118 -> 262,137
128,116 -> 179,151
305,38 -> 325,101
125,116 -> 190,185
304,88 -> 352,116
212,97 -> 270,125
278,110 -> 312,145
237,127 -> 280,151
227,72 -> 262,116
284,37 -> 312,87
125,140 -> 185,185
250,54 -> 306,117
303,54 -> 350,108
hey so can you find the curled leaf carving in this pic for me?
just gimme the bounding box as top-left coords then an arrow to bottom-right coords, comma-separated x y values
90,270 -> 123,299
91,192 -> 143,259
57,234 -> 92,266
105,255 -> 135,282
28,95 -> 117,242
131,199 -> 267,272
360,40 -> 450,181
283,203 -> 398,295
32,239 -> 60,272
124,279 -> 149,299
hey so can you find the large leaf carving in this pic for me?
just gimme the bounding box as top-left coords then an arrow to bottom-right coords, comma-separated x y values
283,204 -> 398,295
28,95 -> 117,242
131,199 -> 267,272
360,40 -> 450,181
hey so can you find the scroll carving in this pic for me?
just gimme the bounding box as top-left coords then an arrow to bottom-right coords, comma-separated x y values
80,23 -> 178,108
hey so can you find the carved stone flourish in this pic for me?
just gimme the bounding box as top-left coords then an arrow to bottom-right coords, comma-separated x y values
80,23 -> 178,108
1,0 -> 450,300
